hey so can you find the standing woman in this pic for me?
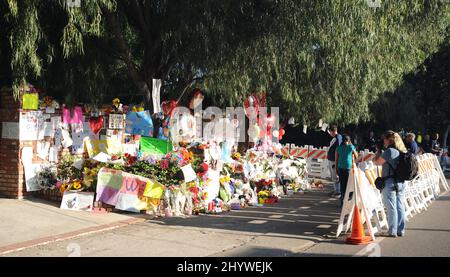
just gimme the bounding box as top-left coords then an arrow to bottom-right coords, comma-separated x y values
374,130 -> 408,237
335,135 -> 358,207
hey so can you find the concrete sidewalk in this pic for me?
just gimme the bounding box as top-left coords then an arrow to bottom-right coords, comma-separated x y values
0,197 -> 145,254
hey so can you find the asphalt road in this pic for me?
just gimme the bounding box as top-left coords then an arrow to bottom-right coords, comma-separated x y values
3,179 -> 450,257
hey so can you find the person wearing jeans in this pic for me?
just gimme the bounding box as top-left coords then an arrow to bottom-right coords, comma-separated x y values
327,125 -> 343,196
382,179 -> 406,236
335,135 -> 357,207
374,130 -> 408,237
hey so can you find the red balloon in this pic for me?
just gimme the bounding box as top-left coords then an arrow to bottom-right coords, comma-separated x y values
162,100 -> 178,116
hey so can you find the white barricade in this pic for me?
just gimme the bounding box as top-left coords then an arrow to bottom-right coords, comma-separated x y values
336,166 -> 387,239
337,153 -> 449,238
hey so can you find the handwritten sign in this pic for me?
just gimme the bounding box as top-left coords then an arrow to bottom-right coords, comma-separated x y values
19,111 -> 44,141
60,191 -> 95,211
108,114 -> 126,129
96,168 -> 165,212
125,111 -> 153,136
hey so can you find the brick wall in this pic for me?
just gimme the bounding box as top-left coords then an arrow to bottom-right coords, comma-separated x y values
0,87 -> 26,198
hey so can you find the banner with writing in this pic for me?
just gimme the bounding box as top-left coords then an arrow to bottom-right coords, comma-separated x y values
96,168 -> 165,212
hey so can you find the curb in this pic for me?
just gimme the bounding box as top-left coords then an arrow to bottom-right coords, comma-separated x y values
0,217 -> 146,256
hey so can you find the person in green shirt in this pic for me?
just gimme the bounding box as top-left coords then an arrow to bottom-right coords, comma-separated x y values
335,135 -> 358,207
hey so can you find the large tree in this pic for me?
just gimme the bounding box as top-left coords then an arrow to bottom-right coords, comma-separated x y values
3,0 -> 450,125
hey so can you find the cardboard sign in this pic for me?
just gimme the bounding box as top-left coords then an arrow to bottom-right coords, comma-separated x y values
96,168 -> 165,212
181,164 -> 197,183
22,93 -> 39,110
19,111 -> 44,141
140,137 -> 172,155
84,139 -> 122,157
60,191 -> 95,211
108,114 -> 126,129
125,111 -> 153,136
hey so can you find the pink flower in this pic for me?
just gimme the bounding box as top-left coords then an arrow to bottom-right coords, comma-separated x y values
160,159 -> 169,170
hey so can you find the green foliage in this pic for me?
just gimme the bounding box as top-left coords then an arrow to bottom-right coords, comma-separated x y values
370,40 -> 450,135
3,0 -> 450,126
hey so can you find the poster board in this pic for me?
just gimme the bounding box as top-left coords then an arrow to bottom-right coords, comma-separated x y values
125,111 -> 153,136
96,168 -> 164,213
60,191 -> 95,211
108,114 -> 126,129
19,111 -> 44,141
140,137 -> 172,155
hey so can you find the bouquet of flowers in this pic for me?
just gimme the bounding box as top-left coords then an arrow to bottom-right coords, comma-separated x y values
36,164 -> 58,190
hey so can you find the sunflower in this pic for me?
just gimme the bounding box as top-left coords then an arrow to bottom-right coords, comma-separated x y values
59,183 -> 69,193
112,98 -> 120,107
71,181 -> 82,190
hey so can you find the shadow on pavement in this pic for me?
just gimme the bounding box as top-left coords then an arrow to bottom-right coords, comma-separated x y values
145,189 -> 342,244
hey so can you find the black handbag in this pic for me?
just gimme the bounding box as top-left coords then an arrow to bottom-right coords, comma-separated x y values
375,177 -> 386,191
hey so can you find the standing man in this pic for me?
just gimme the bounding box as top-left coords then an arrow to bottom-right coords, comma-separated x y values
365,130 -> 378,153
430,133 -> 442,155
327,125 -> 343,197
405,133 -> 419,155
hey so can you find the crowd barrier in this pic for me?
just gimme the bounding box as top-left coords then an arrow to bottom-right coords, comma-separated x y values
272,144 -> 376,179
336,153 -> 449,239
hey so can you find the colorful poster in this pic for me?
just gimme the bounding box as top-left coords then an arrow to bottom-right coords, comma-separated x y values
19,111 -> 44,141
60,191 -> 95,211
125,111 -> 153,136
108,114 -> 126,129
96,168 -> 165,212
22,93 -> 39,110
84,138 -> 122,157
62,106 -> 83,125
142,179 -> 164,199
140,137 -> 172,155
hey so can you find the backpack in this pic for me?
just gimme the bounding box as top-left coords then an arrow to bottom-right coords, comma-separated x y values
393,151 -> 418,181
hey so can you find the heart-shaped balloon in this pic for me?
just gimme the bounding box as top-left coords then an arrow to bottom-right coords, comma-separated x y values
89,116 -> 104,135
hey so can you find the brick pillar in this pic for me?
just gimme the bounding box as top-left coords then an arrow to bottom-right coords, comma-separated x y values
0,87 -> 26,198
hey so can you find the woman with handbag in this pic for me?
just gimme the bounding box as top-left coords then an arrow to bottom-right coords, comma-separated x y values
374,131 -> 408,238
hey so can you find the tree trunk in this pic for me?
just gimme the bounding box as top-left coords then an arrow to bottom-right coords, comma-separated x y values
443,123 -> 450,150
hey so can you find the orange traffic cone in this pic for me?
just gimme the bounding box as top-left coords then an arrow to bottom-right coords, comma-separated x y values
346,205 -> 373,245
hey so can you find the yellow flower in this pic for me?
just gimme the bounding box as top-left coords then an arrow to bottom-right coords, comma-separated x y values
137,106 -> 144,112
60,183 -> 68,193
112,98 -> 120,107
72,181 -> 82,190
132,106 -> 137,112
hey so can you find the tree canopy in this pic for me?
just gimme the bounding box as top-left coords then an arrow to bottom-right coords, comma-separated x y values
2,0 -> 450,126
